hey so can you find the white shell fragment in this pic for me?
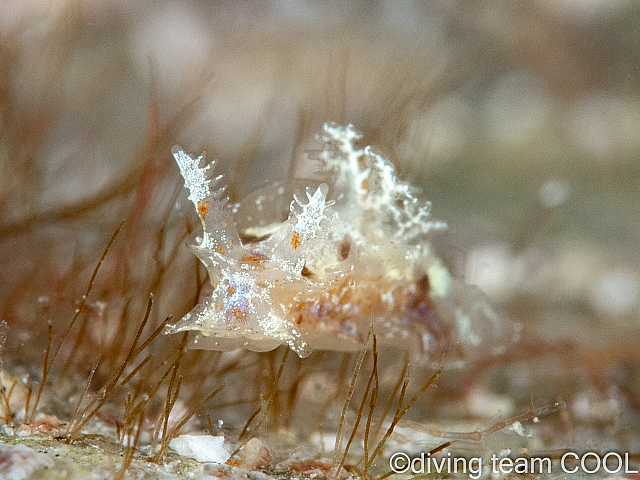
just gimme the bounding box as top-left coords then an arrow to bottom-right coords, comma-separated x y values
0,443 -> 54,480
169,434 -> 230,464
165,123 -> 513,361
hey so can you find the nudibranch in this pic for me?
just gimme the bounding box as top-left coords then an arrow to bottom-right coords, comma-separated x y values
165,123 -> 516,360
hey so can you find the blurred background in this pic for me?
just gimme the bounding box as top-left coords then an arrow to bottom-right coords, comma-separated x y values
1,0 -> 639,465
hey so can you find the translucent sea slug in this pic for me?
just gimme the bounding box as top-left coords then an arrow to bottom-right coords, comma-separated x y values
165,123 -> 515,360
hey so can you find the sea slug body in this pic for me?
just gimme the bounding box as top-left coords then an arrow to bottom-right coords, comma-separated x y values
165,123 -> 514,361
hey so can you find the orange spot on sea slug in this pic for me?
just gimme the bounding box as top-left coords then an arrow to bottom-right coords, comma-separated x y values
196,200 -> 209,217
240,251 -> 269,265
291,231 -> 301,250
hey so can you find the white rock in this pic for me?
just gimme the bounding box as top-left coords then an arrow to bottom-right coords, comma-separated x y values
0,443 -> 54,480
169,435 -> 230,464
